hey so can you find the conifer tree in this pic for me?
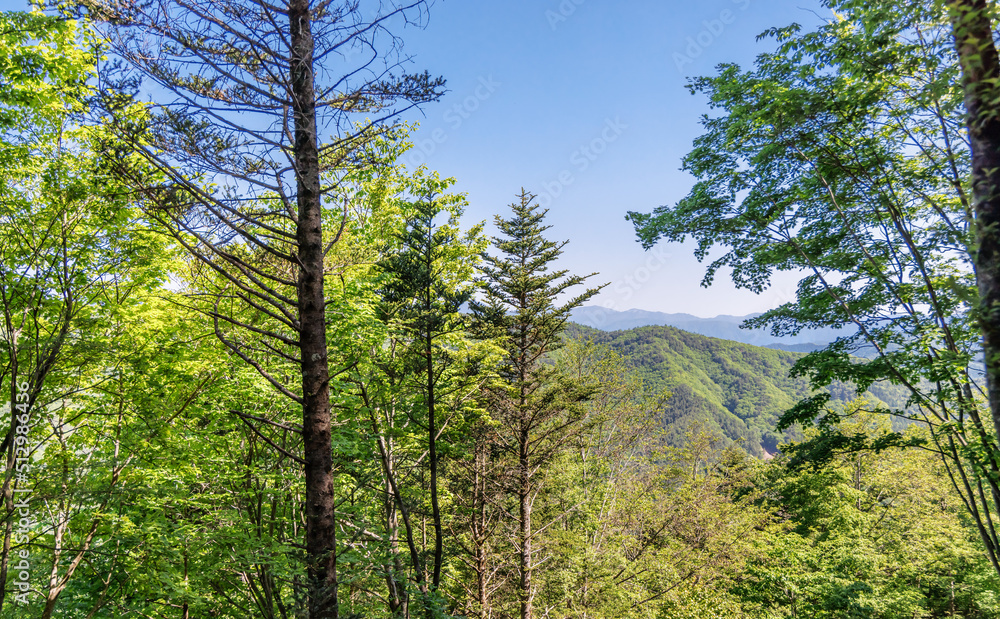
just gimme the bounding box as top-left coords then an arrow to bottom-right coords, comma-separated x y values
83,1 -> 444,615
375,186 -> 487,617
470,189 -> 604,619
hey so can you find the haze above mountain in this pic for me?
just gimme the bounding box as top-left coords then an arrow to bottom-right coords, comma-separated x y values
570,306 -> 851,351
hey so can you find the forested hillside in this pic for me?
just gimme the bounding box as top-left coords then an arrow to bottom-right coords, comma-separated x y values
567,324 -> 910,456
3,0 -> 1000,618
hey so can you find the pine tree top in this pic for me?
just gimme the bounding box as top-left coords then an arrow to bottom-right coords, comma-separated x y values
472,188 -> 606,365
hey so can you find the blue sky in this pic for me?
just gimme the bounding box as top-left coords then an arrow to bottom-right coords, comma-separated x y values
393,0 -> 825,317
4,0 -> 828,317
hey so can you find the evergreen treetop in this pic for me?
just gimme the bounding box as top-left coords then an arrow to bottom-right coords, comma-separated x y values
471,188 -> 605,379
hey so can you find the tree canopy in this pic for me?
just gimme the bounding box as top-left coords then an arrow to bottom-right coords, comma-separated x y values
0,0 -> 998,617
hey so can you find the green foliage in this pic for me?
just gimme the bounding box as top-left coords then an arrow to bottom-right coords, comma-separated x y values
465,190 -> 604,619
0,8 -> 93,131
737,402 -> 1000,618
567,323 -> 910,458
627,0 -> 1000,579
0,4 -> 997,618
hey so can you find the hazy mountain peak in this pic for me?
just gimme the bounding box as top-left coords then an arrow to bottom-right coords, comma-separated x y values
571,306 -> 847,349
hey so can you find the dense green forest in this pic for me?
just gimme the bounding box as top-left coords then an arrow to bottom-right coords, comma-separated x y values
566,323 -> 913,456
3,0 -> 1000,617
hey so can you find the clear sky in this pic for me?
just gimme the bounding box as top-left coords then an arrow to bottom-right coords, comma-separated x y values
393,0 -> 825,317
3,0 -> 828,317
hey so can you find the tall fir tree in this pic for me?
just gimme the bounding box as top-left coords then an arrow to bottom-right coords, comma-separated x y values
470,189 -> 604,619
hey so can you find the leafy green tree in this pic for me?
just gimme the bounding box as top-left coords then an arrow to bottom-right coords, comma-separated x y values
470,189 -> 603,619
0,8 -> 176,615
374,176 -> 491,616
737,401 -> 1000,618
530,340 -> 666,618
627,0 -> 1000,576
948,0 -> 1000,453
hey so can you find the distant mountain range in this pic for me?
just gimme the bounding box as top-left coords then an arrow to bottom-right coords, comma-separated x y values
570,306 -> 851,350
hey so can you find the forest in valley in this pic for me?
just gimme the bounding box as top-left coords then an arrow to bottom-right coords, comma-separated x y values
4,0 -> 1000,617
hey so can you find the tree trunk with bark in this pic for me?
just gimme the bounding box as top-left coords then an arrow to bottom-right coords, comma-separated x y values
289,0 -> 338,615
951,0 -> 1000,447
518,436 -> 533,619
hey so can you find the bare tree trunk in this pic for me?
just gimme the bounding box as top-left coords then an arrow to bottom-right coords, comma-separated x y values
369,394 -> 429,602
0,370 -> 20,614
289,1 -> 337,616
180,550 -> 190,619
384,450 -> 408,618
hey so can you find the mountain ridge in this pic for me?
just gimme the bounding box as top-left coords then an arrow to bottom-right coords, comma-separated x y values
565,322 -> 908,458
571,305 -> 850,350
